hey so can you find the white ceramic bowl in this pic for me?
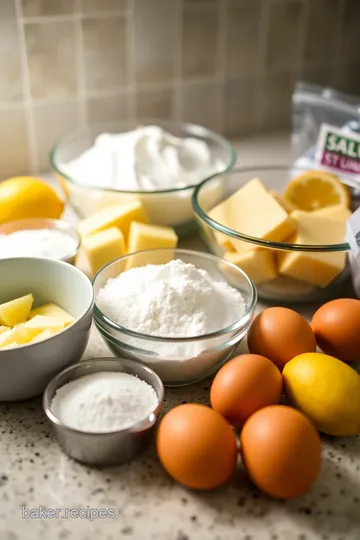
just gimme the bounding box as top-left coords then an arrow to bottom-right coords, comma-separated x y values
0,257 -> 94,401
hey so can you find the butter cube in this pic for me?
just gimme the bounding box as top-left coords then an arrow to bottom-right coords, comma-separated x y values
10,323 -> 42,344
127,222 -> 178,268
29,303 -> 75,327
312,204 -> 351,221
24,315 -> 65,333
31,329 -> 56,343
0,329 -> 18,349
209,178 -> 296,252
0,326 -> 10,335
277,211 -> 347,288
77,201 -> 148,240
81,227 -> 126,275
269,190 -> 298,213
224,249 -> 277,284
2,342 -> 19,350
0,294 -> 34,327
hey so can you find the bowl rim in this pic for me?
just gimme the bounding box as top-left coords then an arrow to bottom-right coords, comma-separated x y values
0,218 -> 80,262
43,357 -> 165,435
49,118 -> 237,195
0,257 -> 94,354
92,248 -> 257,342
192,165 -> 351,252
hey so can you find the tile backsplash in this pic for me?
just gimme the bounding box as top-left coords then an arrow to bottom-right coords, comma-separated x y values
0,0 -> 359,177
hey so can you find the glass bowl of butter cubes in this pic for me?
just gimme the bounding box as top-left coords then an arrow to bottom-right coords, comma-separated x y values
193,166 -> 353,303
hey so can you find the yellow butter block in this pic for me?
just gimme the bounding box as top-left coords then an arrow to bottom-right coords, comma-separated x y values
0,329 -> 18,349
213,231 -> 235,252
77,202 -> 148,240
0,325 -> 10,335
31,329 -> 56,343
2,342 -> 19,350
81,227 -> 126,275
0,294 -> 34,327
29,303 -> 75,327
209,178 -> 296,252
128,222 -> 178,253
269,190 -> 298,213
10,323 -> 42,344
312,204 -> 351,221
224,249 -> 277,285
277,211 -> 347,288
126,222 -> 178,268
24,315 -> 65,333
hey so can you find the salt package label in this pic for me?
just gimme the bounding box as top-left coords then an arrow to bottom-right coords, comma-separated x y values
346,206 -> 360,298
315,124 -> 360,180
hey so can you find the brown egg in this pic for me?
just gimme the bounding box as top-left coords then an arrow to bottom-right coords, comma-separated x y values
241,405 -> 321,499
210,354 -> 283,427
157,404 -> 237,490
311,298 -> 360,363
247,307 -> 316,370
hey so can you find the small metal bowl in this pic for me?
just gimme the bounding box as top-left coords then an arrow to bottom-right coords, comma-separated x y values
43,358 -> 164,467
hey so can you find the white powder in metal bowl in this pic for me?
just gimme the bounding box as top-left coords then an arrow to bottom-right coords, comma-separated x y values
96,259 -> 246,339
51,372 -> 158,433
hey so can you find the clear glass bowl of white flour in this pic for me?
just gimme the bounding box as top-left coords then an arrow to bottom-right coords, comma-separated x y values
50,120 -> 236,236
93,249 -> 257,386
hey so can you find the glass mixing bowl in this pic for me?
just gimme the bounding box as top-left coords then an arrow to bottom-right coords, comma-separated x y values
50,119 -> 236,237
92,249 -> 257,386
192,166 -> 353,303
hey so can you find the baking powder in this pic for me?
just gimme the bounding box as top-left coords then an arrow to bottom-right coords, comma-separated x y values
0,229 -> 77,260
51,372 -> 158,433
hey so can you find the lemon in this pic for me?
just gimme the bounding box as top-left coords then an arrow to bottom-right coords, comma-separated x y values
0,177 -> 64,224
283,170 -> 350,211
283,352 -> 360,436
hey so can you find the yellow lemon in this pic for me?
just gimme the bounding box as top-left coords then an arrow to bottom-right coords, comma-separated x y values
283,352 -> 360,436
283,170 -> 350,211
0,177 -> 64,224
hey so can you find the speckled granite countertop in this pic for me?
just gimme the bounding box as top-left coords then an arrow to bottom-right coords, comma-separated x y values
1,134 -> 360,540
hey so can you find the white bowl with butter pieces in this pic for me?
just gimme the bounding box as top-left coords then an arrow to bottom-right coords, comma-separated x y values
0,257 -> 93,401
193,166 -> 353,303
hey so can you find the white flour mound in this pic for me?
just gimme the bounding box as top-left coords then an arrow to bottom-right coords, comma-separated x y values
96,259 -> 246,338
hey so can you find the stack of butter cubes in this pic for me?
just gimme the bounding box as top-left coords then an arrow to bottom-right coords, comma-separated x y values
210,177 -> 350,288
0,294 -> 74,349
77,201 -> 178,276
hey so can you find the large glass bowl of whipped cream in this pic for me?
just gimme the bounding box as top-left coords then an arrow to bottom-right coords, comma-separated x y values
50,119 -> 236,236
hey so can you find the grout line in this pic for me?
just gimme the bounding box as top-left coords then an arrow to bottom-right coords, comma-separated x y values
254,0 -> 270,131
0,71 -> 277,114
332,0 -> 347,86
126,0 -> 136,117
173,0 -> 183,121
14,0 -> 37,174
74,1 -> 87,128
297,0 -> 309,79
182,2 -> 219,11
78,9 -> 130,18
21,11 -> 129,25
0,75 -> 234,111
216,0 -> 228,133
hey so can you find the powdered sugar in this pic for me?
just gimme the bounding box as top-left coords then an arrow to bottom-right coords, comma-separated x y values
96,259 -> 246,338
51,371 -> 158,433
0,229 -> 77,260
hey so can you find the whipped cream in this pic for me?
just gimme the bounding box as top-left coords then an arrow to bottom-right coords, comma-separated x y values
63,125 -> 224,192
